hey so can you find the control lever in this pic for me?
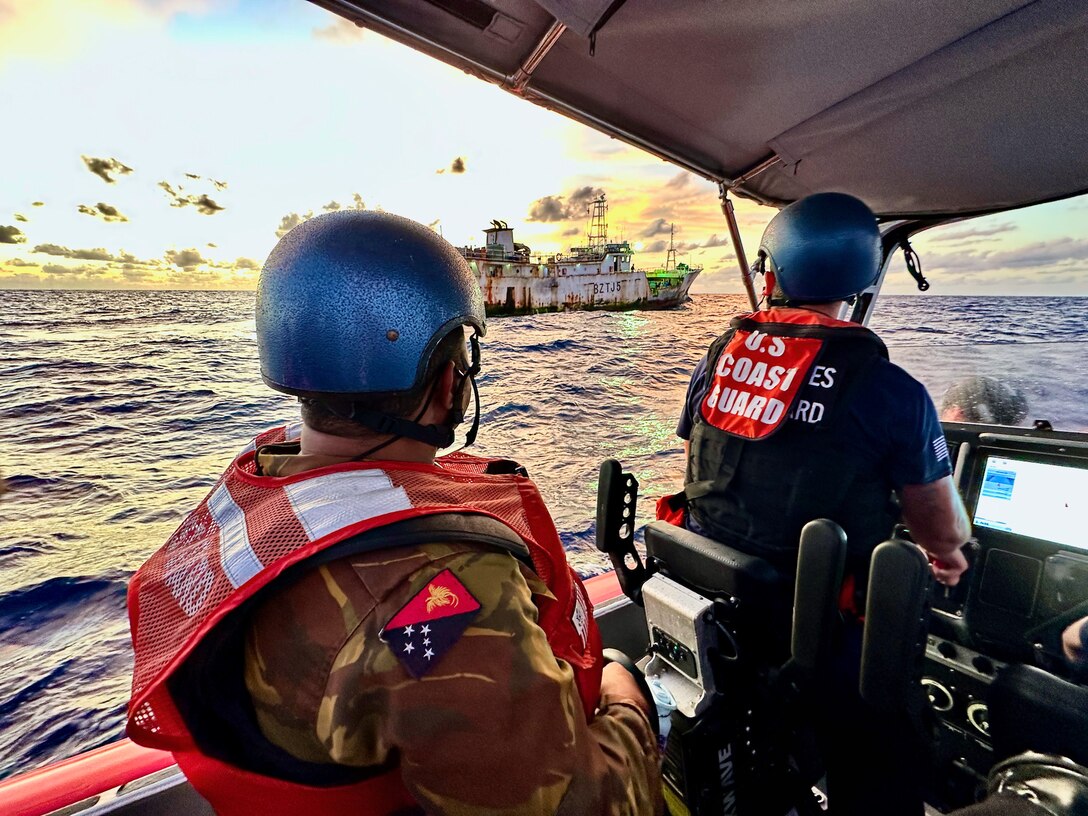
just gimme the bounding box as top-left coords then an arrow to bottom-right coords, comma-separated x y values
595,459 -> 650,604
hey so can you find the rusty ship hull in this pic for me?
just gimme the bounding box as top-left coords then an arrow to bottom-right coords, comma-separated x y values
468,258 -> 700,316
460,208 -> 701,316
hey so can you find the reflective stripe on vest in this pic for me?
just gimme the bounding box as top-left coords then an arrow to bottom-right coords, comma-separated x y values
127,428 -> 603,814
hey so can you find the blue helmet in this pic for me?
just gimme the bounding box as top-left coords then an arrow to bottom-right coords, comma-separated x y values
758,192 -> 882,303
256,210 -> 486,398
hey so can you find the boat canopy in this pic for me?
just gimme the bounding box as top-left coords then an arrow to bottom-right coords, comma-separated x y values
310,0 -> 1088,220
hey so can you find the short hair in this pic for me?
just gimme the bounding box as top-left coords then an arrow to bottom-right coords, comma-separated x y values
301,329 -> 469,438
941,376 -> 1028,425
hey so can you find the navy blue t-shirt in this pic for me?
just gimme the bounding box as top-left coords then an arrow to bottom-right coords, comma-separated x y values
678,353 -> 952,488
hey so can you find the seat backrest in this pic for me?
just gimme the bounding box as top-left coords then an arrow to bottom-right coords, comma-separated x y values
859,539 -> 933,712
644,518 -> 848,678
644,519 -> 792,664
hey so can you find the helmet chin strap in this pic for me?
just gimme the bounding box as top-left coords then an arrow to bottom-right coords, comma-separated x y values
336,333 -> 484,454
449,369 -> 481,449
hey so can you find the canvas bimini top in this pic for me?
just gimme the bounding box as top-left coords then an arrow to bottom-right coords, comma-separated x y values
309,0 -> 1088,221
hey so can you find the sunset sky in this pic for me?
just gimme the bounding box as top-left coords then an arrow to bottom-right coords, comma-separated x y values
1,0 -> 1085,295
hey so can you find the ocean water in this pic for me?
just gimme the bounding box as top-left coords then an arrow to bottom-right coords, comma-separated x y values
1,290 -> 1086,780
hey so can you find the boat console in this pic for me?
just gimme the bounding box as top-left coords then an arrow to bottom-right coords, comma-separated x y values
922,424 -> 1088,809
598,421 -> 1088,814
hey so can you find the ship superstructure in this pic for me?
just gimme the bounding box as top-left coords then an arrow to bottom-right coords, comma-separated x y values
458,195 -> 700,315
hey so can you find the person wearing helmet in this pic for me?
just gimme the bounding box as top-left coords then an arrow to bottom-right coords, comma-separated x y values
126,211 -> 663,816
940,375 -> 1029,425
668,193 -> 971,816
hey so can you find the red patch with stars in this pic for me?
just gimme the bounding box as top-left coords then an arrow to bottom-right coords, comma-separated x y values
379,569 -> 482,678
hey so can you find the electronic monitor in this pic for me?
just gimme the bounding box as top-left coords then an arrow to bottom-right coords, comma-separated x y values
973,455 -> 1088,551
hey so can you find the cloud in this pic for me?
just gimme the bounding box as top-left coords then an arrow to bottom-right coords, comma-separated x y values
562,227 -> 580,236
352,193 -> 366,210
313,17 -> 364,43
14,213 -> 28,222
275,210 -> 313,238
165,248 -> 207,269
192,194 -> 224,215
527,186 -> 606,222
32,243 -> 114,261
42,263 -> 109,277
211,178 -> 228,191
527,195 -> 565,222
0,225 -> 27,243
917,237 -> 1088,282
323,200 -> 342,212
234,257 -> 259,270
81,155 -> 133,184
665,172 -> 694,190
641,218 -> 672,238
158,179 -> 225,214
644,239 -> 668,253
31,201 -> 44,207
450,157 -> 466,174
207,242 -> 217,248
184,172 -> 201,180
930,223 -> 1017,243
427,218 -> 441,229
8,257 -> 35,267
702,234 -> 731,248
121,266 -> 155,282
77,202 -> 128,222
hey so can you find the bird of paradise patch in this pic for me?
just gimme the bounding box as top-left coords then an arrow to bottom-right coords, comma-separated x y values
381,569 -> 482,678
426,583 -> 460,613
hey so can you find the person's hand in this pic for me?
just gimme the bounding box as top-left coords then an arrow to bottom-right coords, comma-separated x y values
601,661 -> 654,720
1061,616 -> 1088,663
927,546 -> 969,587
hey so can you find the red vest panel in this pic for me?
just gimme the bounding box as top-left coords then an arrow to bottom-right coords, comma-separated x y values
127,427 -> 603,815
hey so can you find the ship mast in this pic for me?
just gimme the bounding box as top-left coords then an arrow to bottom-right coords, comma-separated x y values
665,223 -> 677,271
586,194 -> 608,253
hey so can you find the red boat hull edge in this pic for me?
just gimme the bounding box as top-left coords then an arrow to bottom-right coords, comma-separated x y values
1,739 -> 175,816
0,571 -> 626,816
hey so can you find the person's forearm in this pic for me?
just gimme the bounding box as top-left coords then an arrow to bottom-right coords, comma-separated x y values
586,698 -> 664,816
900,478 -> 971,556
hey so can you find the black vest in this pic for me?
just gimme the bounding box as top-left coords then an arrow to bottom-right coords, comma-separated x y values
687,313 -> 897,577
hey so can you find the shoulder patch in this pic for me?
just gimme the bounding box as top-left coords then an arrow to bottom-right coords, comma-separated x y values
380,568 -> 481,678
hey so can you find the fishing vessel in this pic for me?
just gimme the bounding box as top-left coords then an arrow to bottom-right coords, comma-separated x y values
4,1 -> 1088,814
459,195 -> 700,315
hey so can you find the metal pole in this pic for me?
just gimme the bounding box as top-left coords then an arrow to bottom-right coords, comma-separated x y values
719,183 -> 759,310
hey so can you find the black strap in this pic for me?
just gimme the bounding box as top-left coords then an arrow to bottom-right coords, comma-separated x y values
681,433 -> 745,507
346,406 -> 455,448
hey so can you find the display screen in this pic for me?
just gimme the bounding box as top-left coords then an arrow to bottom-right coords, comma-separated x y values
973,455 -> 1088,550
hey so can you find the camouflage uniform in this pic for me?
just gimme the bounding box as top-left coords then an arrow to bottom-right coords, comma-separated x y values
245,448 -> 664,816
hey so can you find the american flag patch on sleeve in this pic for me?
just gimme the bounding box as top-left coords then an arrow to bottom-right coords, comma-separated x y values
932,436 -> 950,462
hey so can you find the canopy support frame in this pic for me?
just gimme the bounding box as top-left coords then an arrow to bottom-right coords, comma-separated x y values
510,20 -> 567,92
718,182 -> 759,310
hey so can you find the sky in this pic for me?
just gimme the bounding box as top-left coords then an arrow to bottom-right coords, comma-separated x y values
0,0 -> 1085,295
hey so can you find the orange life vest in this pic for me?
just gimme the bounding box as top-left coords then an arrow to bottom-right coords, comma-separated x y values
127,425 -> 603,815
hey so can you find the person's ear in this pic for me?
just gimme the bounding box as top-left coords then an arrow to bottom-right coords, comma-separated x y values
438,361 -> 458,411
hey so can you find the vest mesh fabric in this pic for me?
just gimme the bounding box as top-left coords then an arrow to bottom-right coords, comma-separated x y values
128,435 -> 569,747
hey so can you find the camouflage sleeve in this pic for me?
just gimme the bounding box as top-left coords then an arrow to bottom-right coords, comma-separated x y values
245,543 -> 663,815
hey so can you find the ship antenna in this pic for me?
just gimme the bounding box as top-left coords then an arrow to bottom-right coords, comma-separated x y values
666,223 -> 677,271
